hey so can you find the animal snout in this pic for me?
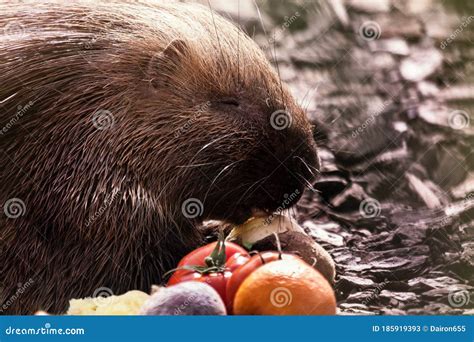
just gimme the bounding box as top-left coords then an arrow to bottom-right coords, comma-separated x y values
256,125 -> 319,211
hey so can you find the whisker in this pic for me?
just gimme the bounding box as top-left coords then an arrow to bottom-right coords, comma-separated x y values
207,0 -> 224,61
271,36 -> 286,109
293,156 -> 314,177
252,0 -> 287,111
296,172 -> 317,192
177,162 -> 216,168
202,159 -> 243,204
237,0 -> 240,86
252,0 -> 269,43
293,155 -> 320,175
204,176 -> 267,218
300,82 -> 321,113
234,174 -> 269,208
191,131 -> 245,161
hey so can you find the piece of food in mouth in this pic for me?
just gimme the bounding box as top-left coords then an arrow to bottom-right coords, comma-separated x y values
66,290 -> 149,315
225,212 -> 305,249
232,258 -> 337,315
227,213 -> 336,283
140,282 -> 227,315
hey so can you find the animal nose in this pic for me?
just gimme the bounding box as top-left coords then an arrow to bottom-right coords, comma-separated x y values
258,131 -> 319,210
283,144 -> 319,193
268,119 -> 319,180
292,141 -> 320,184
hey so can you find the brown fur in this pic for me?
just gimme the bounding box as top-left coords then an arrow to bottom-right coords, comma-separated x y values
0,0 -> 318,314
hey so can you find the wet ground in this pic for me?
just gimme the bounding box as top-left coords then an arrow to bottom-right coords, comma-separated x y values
207,0 -> 474,314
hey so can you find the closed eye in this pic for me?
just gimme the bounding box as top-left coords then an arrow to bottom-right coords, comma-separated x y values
218,98 -> 239,107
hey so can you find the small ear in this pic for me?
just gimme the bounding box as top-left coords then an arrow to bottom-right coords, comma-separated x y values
147,39 -> 190,88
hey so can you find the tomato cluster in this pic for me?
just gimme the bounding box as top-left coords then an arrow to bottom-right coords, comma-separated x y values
167,236 -> 285,313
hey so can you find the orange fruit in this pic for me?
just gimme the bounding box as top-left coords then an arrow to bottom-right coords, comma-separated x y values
233,258 -> 336,315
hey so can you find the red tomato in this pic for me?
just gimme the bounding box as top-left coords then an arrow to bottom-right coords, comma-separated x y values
226,252 -> 252,273
169,241 -> 248,269
167,240 -> 250,310
225,251 -> 298,313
